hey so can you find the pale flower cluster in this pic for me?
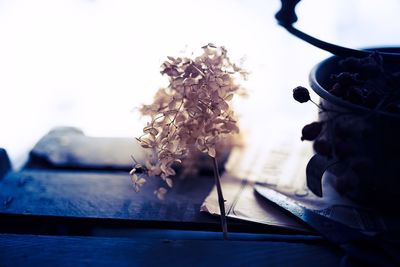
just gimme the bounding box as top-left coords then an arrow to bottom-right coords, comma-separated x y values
130,44 -> 247,199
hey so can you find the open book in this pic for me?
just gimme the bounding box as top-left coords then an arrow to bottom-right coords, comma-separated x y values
201,131 -> 387,233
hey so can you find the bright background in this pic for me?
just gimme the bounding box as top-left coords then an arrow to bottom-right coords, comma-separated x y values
1,0 -> 399,168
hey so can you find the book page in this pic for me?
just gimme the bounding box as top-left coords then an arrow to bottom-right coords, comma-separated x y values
201,130 -> 387,233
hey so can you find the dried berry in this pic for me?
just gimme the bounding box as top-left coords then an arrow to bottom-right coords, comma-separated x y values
293,86 -> 310,103
368,51 -> 383,66
327,52 -> 400,114
358,53 -> 382,78
339,57 -> 362,71
301,122 -> 323,141
331,72 -> 359,86
346,87 -> 363,105
329,83 -> 344,97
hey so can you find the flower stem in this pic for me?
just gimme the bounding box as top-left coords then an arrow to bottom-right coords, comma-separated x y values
211,155 -> 228,240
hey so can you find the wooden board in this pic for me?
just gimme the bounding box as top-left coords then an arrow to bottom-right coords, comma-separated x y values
0,233 -> 343,267
0,169 -> 296,235
0,130 -> 346,266
0,169 -> 214,223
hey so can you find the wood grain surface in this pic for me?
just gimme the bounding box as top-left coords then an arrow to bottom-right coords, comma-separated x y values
0,169 -> 305,235
0,129 -> 346,267
0,169 -> 214,223
0,233 -> 342,267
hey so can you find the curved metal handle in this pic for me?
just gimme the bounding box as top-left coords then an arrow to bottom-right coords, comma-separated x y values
275,0 -> 301,27
275,0 -> 400,61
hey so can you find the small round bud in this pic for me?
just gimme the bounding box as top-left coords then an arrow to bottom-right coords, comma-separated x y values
293,86 -> 310,103
339,57 -> 362,70
301,121 -> 323,141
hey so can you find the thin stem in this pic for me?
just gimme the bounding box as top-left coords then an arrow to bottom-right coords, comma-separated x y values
211,155 -> 228,240
130,155 -> 138,164
310,99 -> 320,109
191,64 -> 205,77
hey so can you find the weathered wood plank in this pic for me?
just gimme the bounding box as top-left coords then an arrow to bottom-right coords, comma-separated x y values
0,233 -> 343,267
0,169 -> 214,224
0,169 -> 305,234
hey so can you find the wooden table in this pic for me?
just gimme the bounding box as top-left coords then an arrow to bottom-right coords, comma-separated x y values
0,128 -> 344,266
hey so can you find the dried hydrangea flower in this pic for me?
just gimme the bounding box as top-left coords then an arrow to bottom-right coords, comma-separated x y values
131,44 -> 247,239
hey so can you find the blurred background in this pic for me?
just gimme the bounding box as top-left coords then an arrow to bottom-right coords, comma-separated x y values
1,0 -> 400,168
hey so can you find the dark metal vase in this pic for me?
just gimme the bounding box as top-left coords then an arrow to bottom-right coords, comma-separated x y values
310,47 -> 400,210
